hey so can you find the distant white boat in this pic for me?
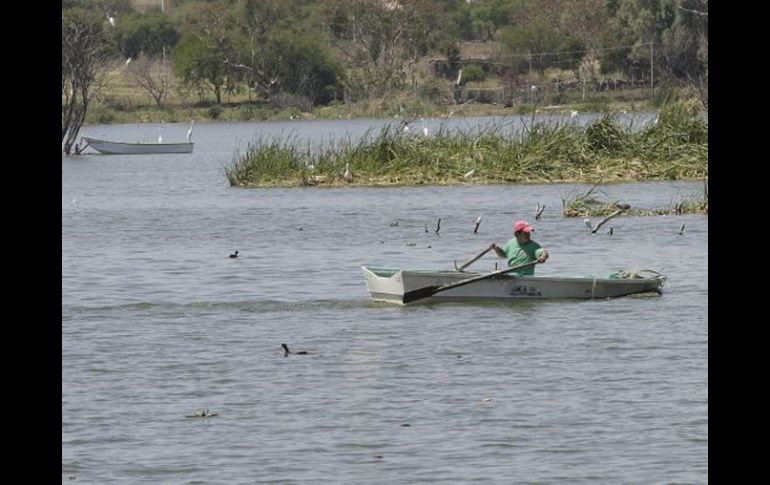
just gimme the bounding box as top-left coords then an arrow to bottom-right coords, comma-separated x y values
81,136 -> 194,155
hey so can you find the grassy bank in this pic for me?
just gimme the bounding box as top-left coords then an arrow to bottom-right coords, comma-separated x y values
88,89 -> 659,125
88,64 -> 663,124
225,100 -> 707,188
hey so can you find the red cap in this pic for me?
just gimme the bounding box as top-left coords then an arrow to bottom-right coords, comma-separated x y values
513,220 -> 534,233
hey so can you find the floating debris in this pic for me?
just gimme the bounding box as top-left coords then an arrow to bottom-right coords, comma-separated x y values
679,223 -> 685,235
473,216 -> 482,234
186,409 -> 219,418
592,209 -> 623,234
282,343 -> 308,356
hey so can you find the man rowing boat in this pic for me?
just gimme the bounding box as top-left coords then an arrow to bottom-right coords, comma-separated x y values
490,220 -> 549,275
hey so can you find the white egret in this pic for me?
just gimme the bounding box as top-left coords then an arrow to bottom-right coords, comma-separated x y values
107,13 -> 115,27
344,162 -> 352,182
584,218 -> 593,231
125,57 -> 132,67
570,110 -> 579,119
186,120 -> 195,142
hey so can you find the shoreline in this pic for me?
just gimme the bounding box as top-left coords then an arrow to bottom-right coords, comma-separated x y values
86,99 -> 660,125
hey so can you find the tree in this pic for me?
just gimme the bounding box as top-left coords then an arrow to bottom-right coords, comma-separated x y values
497,19 -> 584,74
173,1 -> 236,104
321,0 -> 445,101
63,0 -> 132,15
496,0 -> 589,75
271,32 -> 344,105
227,0 -> 292,99
173,33 -> 232,104
112,13 -> 180,59
125,55 -> 174,107
602,0 -> 707,85
62,8 -> 111,155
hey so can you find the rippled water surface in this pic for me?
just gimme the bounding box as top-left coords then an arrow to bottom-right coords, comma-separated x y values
63,118 -> 707,483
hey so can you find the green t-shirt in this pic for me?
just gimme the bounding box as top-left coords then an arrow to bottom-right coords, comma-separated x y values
502,238 -> 544,275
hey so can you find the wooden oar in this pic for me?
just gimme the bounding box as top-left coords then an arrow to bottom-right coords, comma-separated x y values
403,260 -> 540,304
454,246 -> 494,271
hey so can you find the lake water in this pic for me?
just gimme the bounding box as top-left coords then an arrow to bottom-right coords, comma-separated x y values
62,117 -> 707,483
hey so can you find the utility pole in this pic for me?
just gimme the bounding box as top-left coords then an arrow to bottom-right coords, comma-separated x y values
650,40 -> 654,100
528,53 -> 533,104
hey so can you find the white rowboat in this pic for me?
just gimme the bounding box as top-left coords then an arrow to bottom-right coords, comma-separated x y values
362,266 -> 665,305
81,136 -> 194,155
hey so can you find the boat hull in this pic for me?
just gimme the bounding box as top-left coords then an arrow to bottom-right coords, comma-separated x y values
82,137 -> 194,154
362,267 -> 665,305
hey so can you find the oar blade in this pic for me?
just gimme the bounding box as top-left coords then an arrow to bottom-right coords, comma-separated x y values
402,285 -> 440,304
401,260 -> 539,304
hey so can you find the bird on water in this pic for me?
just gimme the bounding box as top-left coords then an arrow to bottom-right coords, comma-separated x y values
229,250 -> 239,258
282,343 -> 308,357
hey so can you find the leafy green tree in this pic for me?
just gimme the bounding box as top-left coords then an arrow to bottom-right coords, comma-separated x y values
321,0 -> 445,101
226,0 -> 292,98
113,13 -> 180,59
272,32 -> 344,105
602,0 -> 706,84
468,0 -> 524,41
497,18 -> 584,74
173,1 -> 237,104
173,33 -> 231,104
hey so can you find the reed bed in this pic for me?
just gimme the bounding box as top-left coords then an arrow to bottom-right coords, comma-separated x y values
226,100 -> 708,188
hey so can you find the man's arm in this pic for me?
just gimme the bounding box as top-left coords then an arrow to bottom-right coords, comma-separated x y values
490,243 -> 507,258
